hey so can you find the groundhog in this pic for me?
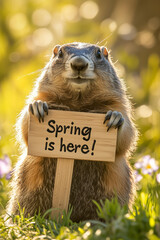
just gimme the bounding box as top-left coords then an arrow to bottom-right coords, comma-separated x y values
6,42 -> 137,222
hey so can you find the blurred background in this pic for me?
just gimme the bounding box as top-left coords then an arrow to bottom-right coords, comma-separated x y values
0,0 -> 160,211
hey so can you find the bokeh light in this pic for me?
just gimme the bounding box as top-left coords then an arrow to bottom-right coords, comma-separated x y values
32,28 -> 53,47
136,105 -> 153,118
8,13 -> 29,36
32,9 -> 52,27
100,18 -> 117,32
136,31 -> 155,48
61,4 -> 78,22
118,23 -> 137,40
79,1 -> 99,19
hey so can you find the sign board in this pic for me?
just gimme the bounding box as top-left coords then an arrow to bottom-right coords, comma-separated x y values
28,110 -> 117,218
28,110 -> 117,162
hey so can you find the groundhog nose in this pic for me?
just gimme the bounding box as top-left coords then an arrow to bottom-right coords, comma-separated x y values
70,56 -> 88,72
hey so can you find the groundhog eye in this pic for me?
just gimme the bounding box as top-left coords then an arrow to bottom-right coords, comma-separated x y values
96,49 -> 102,59
58,49 -> 63,58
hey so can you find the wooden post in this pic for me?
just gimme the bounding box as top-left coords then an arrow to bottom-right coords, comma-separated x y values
52,158 -> 74,218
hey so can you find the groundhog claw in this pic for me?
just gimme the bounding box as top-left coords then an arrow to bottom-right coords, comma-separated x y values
43,102 -> 48,115
103,110 -> 112,123
104,110 -> 124,131
29,101 -> 48,123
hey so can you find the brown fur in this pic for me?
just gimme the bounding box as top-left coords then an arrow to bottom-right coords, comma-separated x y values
6,42 -> 138,221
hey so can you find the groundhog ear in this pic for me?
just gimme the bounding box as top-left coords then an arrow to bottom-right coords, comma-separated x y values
53,45 -> 61,56
101,47 -> 109,59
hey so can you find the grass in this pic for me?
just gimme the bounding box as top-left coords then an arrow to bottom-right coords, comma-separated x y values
0,197 -> 160,240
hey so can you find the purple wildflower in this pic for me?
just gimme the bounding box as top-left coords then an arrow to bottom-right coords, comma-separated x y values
0,155 -> 12,179
6,171 -> 12,180
134,170 -> 143,183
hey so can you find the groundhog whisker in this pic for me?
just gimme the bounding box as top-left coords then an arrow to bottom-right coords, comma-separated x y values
96,34 -> 113,46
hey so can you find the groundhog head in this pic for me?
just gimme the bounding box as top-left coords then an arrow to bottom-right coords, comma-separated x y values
38,42 -> 124,97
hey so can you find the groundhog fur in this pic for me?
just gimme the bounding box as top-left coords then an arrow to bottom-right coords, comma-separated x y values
6,42 -> 138,222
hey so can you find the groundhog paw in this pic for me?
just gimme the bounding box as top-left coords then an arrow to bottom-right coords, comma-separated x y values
103,110 -> 124,132
29,100 -> 48,123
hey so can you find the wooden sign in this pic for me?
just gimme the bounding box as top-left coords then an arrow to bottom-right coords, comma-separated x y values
28,110 -> 117,217
28,110 -> 117,162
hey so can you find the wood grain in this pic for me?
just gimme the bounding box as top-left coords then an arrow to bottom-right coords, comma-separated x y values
28,110 -> 117,162
51,158 -> 74,218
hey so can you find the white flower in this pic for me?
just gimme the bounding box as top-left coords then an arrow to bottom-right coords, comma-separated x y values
134,155 -> 159,175
141,156 -> 159,175
134,161 -> 143,169
156,173 -> 160,183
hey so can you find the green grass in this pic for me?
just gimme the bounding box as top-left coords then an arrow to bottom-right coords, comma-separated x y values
1,166 -> 160,240
0,197 -> 160,240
